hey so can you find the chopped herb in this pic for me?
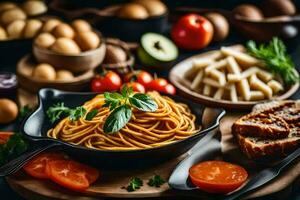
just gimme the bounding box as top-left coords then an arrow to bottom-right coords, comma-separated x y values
247,37 -> 299,85
69,106 -> 86,121
46,103 -> 87,123
103,86 -> 157,134
147,175 -> 166,187
125,177 -> 143,192
85,109 -> 98,120
0,133 -> 28,166
19,105 -> 33,121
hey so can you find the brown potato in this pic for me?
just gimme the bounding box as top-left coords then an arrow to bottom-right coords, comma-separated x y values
0,98 -> 18,124
71,19 -> 91,32
34,32 -> 55,48
51,37 -> 81,55
233,4 -> 264,21
263,0 -> 296,17
0,26 -> 7,40
118,3 -> 149,19
56,70 -> 74,81
205,13 -> 229,42
0,2 -> 17,13
22,0 -> 47,16
33,63 -> 56,80
104,44 -> 127,64
42,19 -> 61,33
6,20 -> 26,39
134,0 -> 167,16
52,23 -> 75,38
23,19 -> 43,38
75,31 -> 100,51
1,8 -> 27,25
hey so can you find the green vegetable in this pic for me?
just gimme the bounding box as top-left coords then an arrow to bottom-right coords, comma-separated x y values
247,37 -> 299,85
85,109 -> 98,121
126,177 -> 143,192
46,102 -> 87,123
147,175 -> 165,187
0,133 -> 28,166
103,86 -> 157,134
19,105 -> 33,120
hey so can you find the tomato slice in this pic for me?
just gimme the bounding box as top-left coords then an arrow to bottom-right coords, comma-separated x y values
189,161 -> 248,194
0,132 -> 13,144
23,153 -> 65,179
47,160 -> 99,191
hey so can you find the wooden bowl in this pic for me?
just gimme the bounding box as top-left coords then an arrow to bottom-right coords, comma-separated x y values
169,47 -> 300,110
102,38 -> 134,75
33,31 -> 106,73
17,54 -> 94,93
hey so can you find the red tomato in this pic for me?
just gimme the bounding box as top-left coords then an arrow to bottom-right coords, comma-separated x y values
91,71 -> 122,93
124,70 -> 153,87
123,82 -> 146,93
148,78 -> 168,91
171,14 -> 214,50
189,161 -> 248,194
47,160 -> 99,191
23,153 -> 65,179
162,84 -> 176,95
0,132 -> 13,144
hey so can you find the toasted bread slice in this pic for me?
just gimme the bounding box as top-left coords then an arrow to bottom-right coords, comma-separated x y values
236,123 -> 300,160
232,113 -> 290,139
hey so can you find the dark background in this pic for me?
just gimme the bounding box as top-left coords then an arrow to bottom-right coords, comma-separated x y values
0,0 -> 300,199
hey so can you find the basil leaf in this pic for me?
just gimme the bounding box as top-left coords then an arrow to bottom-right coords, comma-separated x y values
103,105 -> 132,134
85,109 -> 98,120
69,106 -> 86,121
129,93 -> 158,112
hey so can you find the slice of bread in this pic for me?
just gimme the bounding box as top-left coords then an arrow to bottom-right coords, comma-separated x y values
233,101 -> 300,160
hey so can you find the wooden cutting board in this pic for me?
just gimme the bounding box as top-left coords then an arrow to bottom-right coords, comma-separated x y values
6,91 -> 300,200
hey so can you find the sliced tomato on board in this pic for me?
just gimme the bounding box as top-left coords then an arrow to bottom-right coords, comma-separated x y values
23,153 -> 66,179
0,132 -> 13,144
46,160 -> 99,191
189,160 -> 248,194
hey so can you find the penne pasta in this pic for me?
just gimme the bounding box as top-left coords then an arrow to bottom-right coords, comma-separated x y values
268,80 -> 284,93
249,74 -> 273,99
191,70 -> 204,90
249,91 -> 265,101
237,79 -> 251,101
203,78 -> 229,89
205,59 -> 227,73
193,58 -> 214,70
221,47 -> 262,67
257,69 -> 273,82
213,88 -> 224,99
229,84 -> 238,102
226,56 -> 241,74
209,69 -> 226,86
227,67 -> 259,82
203,84 -> 212,96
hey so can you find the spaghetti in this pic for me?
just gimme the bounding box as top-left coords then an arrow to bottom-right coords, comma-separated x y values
47,91 -> 200,150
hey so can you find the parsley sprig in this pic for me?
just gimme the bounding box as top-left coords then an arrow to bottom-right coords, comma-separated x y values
247,37 -> 299,85
147,175 -> 166,187
103,86 -> 158,134
125,177 -> 143,192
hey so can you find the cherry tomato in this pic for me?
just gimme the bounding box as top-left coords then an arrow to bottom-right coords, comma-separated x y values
0,132 -> 13,144
171,14 -> 214,50
124,70 -> 153,87
189,161 -> 248,194
122,82 -> 146,93
23,153 -> 65,179
46,160 -> 99,191
162,84 -> 176,95
91,71 -> 122,93
148,78 -> 168,91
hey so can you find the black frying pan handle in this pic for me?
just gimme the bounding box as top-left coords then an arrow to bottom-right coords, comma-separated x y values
0,142 -> 60,177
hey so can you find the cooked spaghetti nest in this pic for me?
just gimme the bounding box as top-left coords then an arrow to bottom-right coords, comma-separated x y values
47,91 -> 200,150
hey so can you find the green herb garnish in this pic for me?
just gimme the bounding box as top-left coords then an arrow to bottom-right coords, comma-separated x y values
103,86 -> 158,134
247,37 -> 299,85
19,105 -> 33,120
46,102 -> 87,123
85,109 -> 98,121
0,133 -> 28,166
147,175 -> 166,187
125,177 -> 143,192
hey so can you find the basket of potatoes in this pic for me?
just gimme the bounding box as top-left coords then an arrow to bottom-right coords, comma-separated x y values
33,19 -> 106,73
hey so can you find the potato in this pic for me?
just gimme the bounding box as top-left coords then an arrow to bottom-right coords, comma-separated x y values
71,19 -> 91,32
205,13 -> 229,42
233,4 -> 264,21
0,98 -> 18,124
6,20 -> 26,39
22,0 -> 47,16
23,19 -> 43,38
1,8 -> 27,25
52,23 -> 75,38
34,32 -> 55,48
0,2 -> 17,13
33,63 -> 56,80
0,26 -> 7,40
75,31 -> 100,51
51,37 -> 81,55
56,70 -> 74,81
118,3 -> 149,19
104,44 -> 127,64
134,0 -> 167,16
42,19 -> 61,33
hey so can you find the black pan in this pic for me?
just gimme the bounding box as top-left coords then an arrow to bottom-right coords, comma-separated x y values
0,88 -> 225,175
